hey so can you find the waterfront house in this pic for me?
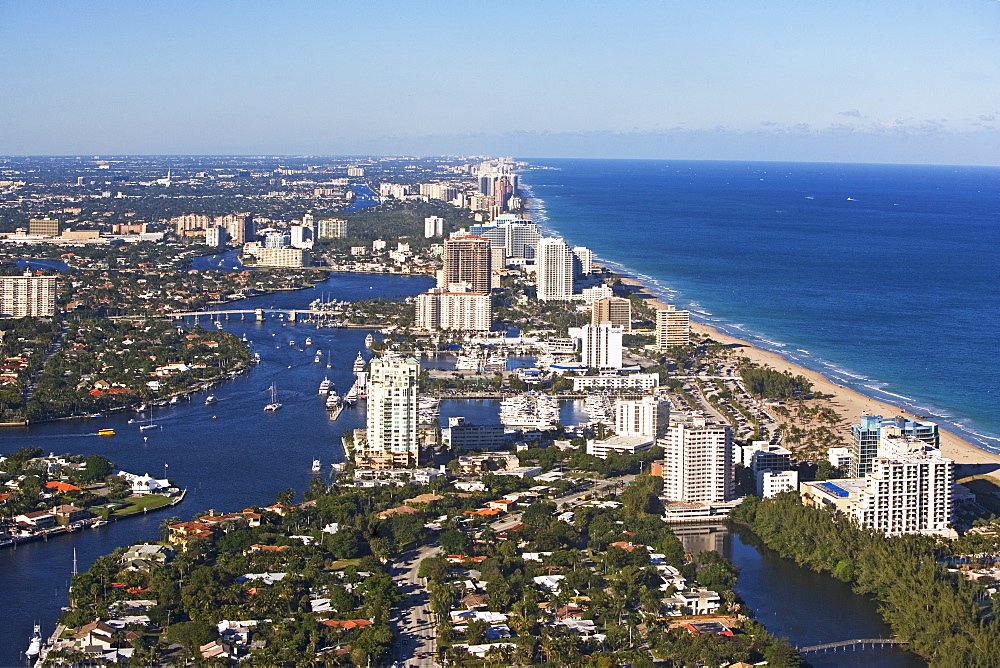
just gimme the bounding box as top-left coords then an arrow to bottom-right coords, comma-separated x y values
15,511 -> 57,530
51,504 -> 91,525
73,620 -> 116,650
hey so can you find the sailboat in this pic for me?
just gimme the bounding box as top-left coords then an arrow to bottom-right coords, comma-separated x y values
139,409 -> 159,431
326,349 -> 332,368
264,384 -> 282,411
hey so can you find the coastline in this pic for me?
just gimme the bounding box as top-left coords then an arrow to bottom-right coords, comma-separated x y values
616,274 -> 1000,471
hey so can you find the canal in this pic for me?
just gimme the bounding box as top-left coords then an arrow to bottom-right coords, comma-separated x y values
0,270 -> 917,666
676,524 -> 924,667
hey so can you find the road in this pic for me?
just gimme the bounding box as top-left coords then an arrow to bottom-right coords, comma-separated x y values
389,542 -> 440,667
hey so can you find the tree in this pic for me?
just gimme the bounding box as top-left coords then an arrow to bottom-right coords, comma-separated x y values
165,620 -> 217,659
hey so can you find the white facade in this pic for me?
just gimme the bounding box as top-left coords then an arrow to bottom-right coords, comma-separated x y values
364,358 -> 420,466
535,237 -> 574,301
572,373 -> 660,392
801,446 -> 954,537
572,246 -> 593,276
415,288 -> 492,332
317,218 -> 346,239
244,244 -> 310,268
290,225 -> 313,249
658,413 -> 735,504
615,397 -> 670,439
205,225 -> 227,247
580,284 -> 615,305
579,322 -> 623,370
756,469 -> 799,498
587,435 -> 653,459
0,273 -> 57,317
424,216 -> 445,238
828,447 -> 852,470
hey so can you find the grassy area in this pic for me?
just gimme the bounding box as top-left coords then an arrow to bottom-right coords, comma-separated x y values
110,494 -> 173,517
328,558 -> 364,570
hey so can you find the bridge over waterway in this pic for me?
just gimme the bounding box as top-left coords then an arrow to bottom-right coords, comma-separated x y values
797,638 -> 906,654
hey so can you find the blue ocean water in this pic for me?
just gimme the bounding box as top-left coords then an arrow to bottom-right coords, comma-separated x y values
521,159 -> 1000,453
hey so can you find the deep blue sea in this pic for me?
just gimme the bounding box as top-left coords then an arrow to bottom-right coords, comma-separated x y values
521,159 -> 1000,454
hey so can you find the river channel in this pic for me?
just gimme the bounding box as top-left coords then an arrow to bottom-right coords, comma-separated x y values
1,269 -> 918,666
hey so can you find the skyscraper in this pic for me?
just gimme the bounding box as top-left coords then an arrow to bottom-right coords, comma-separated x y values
615,397 -> 670,439
592,296 -> 632,332
849,415 -> 940,477
535,237 -> 574,301
317,218 -> 346,239
572,246 -> 593,276
415,288 -> 492,332
363,357 -> 420,468
579,322 -> 624,370
656,306 -> 690,348
0,272 -> 57,317
657,413 -> 735,504
424,216 -> 444,238
442,236 -> 491,294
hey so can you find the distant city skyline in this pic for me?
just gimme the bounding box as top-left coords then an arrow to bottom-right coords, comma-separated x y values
1,1 -> 997,165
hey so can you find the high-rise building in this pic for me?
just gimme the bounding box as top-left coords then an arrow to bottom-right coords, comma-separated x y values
172,214 -> 210,236
615,397 -> 670,439
363,357 -> 420,468
221,214 -> 254,245
849,415 -> 939,478
347,166 -> 365,177
579,322 -> 623,370
290,225 -> 313,249
205,225 -> 227,248
656,306 -> 690,349
592,296 -> 632,332
535,237 -> 574,301
442,236 -> 491,294
415,287 -> 492,332
657,413 -> 735,504
0,272 -> 57,317
572,246 -> 593,276
802,438 -> 953,537
424,216 -> 445,239
504,221 -> 540,260
244,245 -> 309,268
317,218 -> 347,239
28,218 -> 61,237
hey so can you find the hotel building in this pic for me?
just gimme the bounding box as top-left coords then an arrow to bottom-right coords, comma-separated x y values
850,415 -> 939,478
802,436 -> 953,537
578,322 -> 624,370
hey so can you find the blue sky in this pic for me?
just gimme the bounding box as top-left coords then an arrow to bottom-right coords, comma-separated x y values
1,1 -> 997,164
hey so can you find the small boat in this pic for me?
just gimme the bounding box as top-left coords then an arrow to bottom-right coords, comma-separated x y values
205,395 -> 216,405
25,623 -> 41,659
98,428 -> 115,437
365,333 -> 374,348
264,384 -> 282,411
314,354 -> 321,363
169,396 -> 179,405
311,459 -> 321,473
135,404 -> 147,413
305,337 -> 312,346
91,520 -> 108,528
289,340 -> 295,347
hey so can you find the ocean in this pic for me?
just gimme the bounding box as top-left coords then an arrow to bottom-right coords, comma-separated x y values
520,159 -> 1000,454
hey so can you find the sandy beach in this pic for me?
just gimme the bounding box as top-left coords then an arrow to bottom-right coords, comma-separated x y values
616,275 -> 1000,471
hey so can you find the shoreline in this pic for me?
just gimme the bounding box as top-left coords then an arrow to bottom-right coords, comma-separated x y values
614,273 -> 1000,471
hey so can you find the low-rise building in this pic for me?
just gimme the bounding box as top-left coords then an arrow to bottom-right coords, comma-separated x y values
442,417 -> 506,451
